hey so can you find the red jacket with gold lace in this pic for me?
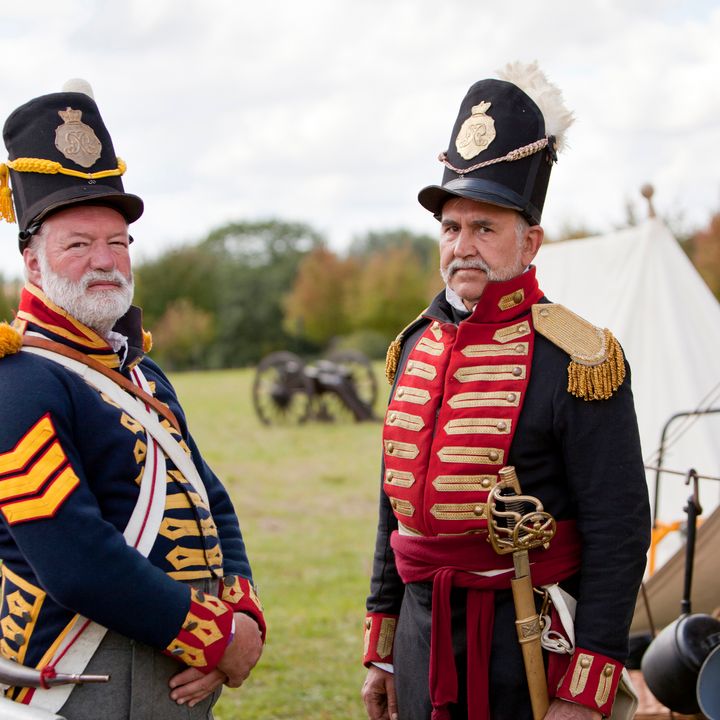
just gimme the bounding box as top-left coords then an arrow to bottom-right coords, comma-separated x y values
364,268 -> 650,717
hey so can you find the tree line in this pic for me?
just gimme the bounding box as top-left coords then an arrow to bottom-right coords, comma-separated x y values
1,211 -> 719,371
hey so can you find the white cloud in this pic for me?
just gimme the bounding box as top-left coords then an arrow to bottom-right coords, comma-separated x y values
1,0 -> 718,281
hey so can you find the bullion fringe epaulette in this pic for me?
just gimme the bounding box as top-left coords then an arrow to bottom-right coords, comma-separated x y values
142,330 -> 153,354
0,322 -> 22,358
532,304 -> 626,401
385,311 -> 429,385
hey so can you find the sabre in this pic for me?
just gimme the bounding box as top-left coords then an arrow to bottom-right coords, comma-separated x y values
487,466 -> 557,720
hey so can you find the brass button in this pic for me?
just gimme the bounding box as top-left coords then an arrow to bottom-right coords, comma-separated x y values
407,361 -> 414,371
488,450 -> 499,462
512,366 -> 522,377
496,421 -> 507,431
397,388 -> 405,397
365,618 -> 372,629
603,666 -> 613,677
514,344 -> 524,353
512,291 -> 522,304
390,413 -> 397,423
386,472 -> 394,482
481,477 -> 491,488
387,443 -> 395,454
580,657 -> 591,669
539,309 -> 549,317
473,505 -> 484,516
185,621 -> 198,631
391,498 -> 398,508
506,392 -> 516,402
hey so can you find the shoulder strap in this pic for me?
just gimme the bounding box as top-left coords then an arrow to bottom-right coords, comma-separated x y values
21,335 -> 181,432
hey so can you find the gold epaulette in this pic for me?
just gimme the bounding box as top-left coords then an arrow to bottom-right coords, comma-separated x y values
532,304 -> 626,401
0,322 -> 22,359
385,311 -> 429,385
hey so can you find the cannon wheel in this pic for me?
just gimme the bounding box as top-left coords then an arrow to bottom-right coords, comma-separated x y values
324,349 -> 378,413
252,351 -> 313,425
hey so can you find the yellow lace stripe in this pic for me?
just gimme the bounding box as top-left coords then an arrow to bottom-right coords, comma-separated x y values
5,156 -> 126,180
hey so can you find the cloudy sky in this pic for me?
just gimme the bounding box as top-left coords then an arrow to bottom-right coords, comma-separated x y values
1,0 -> 718,280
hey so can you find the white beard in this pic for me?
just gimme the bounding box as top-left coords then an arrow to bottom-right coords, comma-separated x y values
37,252 -> 134,338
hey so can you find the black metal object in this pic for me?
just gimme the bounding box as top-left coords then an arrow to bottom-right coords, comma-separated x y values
641,470 -> 720,714
252,349 -> 378,425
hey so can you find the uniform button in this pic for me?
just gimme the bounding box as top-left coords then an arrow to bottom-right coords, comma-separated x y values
539,309 -> 549,317
488,450 -> 499,462
506,393 -> 516,403
390,413 -> 397,423
496,421 -> 507,431
387,443 -> 395,454
195,591 -> 206,603
481,477 -> 492,488
185,621 -> 198,631
223,575 -> 236,586
580,657 -> 591,669
391,499 -> 398,508
603,666 -> 613,676
171,647 -> 184,656
21,611 -> 32,623
512,366 -> 522,377
514,344 -> 524,353
407,361 -> 414,371
397,388 -> 405,398
14,633 -> 25,646
473,505 -> 484,516
386,472 -> 394,482
365,618 -> 372,629
513,291 -> 523,304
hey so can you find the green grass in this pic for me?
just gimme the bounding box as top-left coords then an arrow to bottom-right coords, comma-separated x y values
170,366 -> 388,719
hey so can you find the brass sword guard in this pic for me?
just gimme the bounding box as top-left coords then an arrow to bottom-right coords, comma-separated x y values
486,466 -> 557,555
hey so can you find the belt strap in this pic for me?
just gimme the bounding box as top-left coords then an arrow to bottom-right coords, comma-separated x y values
21,335 -> 181,433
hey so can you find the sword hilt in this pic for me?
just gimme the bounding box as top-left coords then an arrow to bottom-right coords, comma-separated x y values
487,466 -> 556,555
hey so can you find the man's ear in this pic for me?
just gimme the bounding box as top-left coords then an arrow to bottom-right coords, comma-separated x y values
522,225 -> 544,266
23,246 -> 42,288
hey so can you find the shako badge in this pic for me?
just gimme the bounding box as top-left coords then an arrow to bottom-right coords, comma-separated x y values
455,101 -> 496,160
54,107 -> 102,168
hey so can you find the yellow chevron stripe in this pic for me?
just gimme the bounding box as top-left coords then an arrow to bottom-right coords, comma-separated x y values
0,441 -> 66,501
0,416 -> 54,476
1,466 -> 80,525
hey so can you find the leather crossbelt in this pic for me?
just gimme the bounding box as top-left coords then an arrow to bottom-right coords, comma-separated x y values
21,335 -> 181,433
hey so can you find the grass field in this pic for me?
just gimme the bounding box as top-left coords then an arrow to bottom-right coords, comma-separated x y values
170,365 -> 388,719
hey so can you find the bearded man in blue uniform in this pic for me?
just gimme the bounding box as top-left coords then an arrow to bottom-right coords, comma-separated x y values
361,63 -> 650,720
0,81 -> 265,719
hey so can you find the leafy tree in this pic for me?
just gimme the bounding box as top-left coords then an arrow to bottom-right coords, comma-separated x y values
349,228 -> 438,269
150,299 -> 215,371
689,212 -> 720,300
0,276 -> 20,323
283,247 -> 357,345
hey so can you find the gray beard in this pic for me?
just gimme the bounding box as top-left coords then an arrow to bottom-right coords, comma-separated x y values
440,257 -> 525,285
38,254 -> 134,338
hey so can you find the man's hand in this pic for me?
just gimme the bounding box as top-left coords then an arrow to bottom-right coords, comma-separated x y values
216,612 -> 264,688
544,698 -> 602,720
169,667 -> 226,707
361,665 -> 398,720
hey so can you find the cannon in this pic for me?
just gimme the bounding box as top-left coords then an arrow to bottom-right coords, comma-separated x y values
252,349 -> 378,424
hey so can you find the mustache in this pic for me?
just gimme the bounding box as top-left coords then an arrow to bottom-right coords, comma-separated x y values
80,269 -> 133,290
444,258 -> 491,277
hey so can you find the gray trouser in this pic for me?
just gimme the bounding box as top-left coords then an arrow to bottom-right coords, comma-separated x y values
57,630 -> 221,720
59,579 -> 222,720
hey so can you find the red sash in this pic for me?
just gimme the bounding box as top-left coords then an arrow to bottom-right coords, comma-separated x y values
391,521 -> 581,720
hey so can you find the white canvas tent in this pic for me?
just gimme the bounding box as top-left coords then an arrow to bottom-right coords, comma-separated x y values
533,216 -> 720,628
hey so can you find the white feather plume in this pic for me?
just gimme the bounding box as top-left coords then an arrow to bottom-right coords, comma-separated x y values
497,61 -> 574,152
62,78 -> 95,100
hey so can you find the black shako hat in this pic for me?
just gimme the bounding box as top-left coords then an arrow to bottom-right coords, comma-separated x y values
1,79 -> 144,251
418,62 -> 573,225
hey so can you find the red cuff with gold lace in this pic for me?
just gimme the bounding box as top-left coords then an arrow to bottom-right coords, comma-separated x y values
219,574 -> 267,642
163,587 -> 234,673
555,647 -> 624,716
363,612 -> 398,666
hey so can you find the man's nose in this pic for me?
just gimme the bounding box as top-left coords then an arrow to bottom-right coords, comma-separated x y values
454,227 -> 477,258
88,241 -> 116,270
